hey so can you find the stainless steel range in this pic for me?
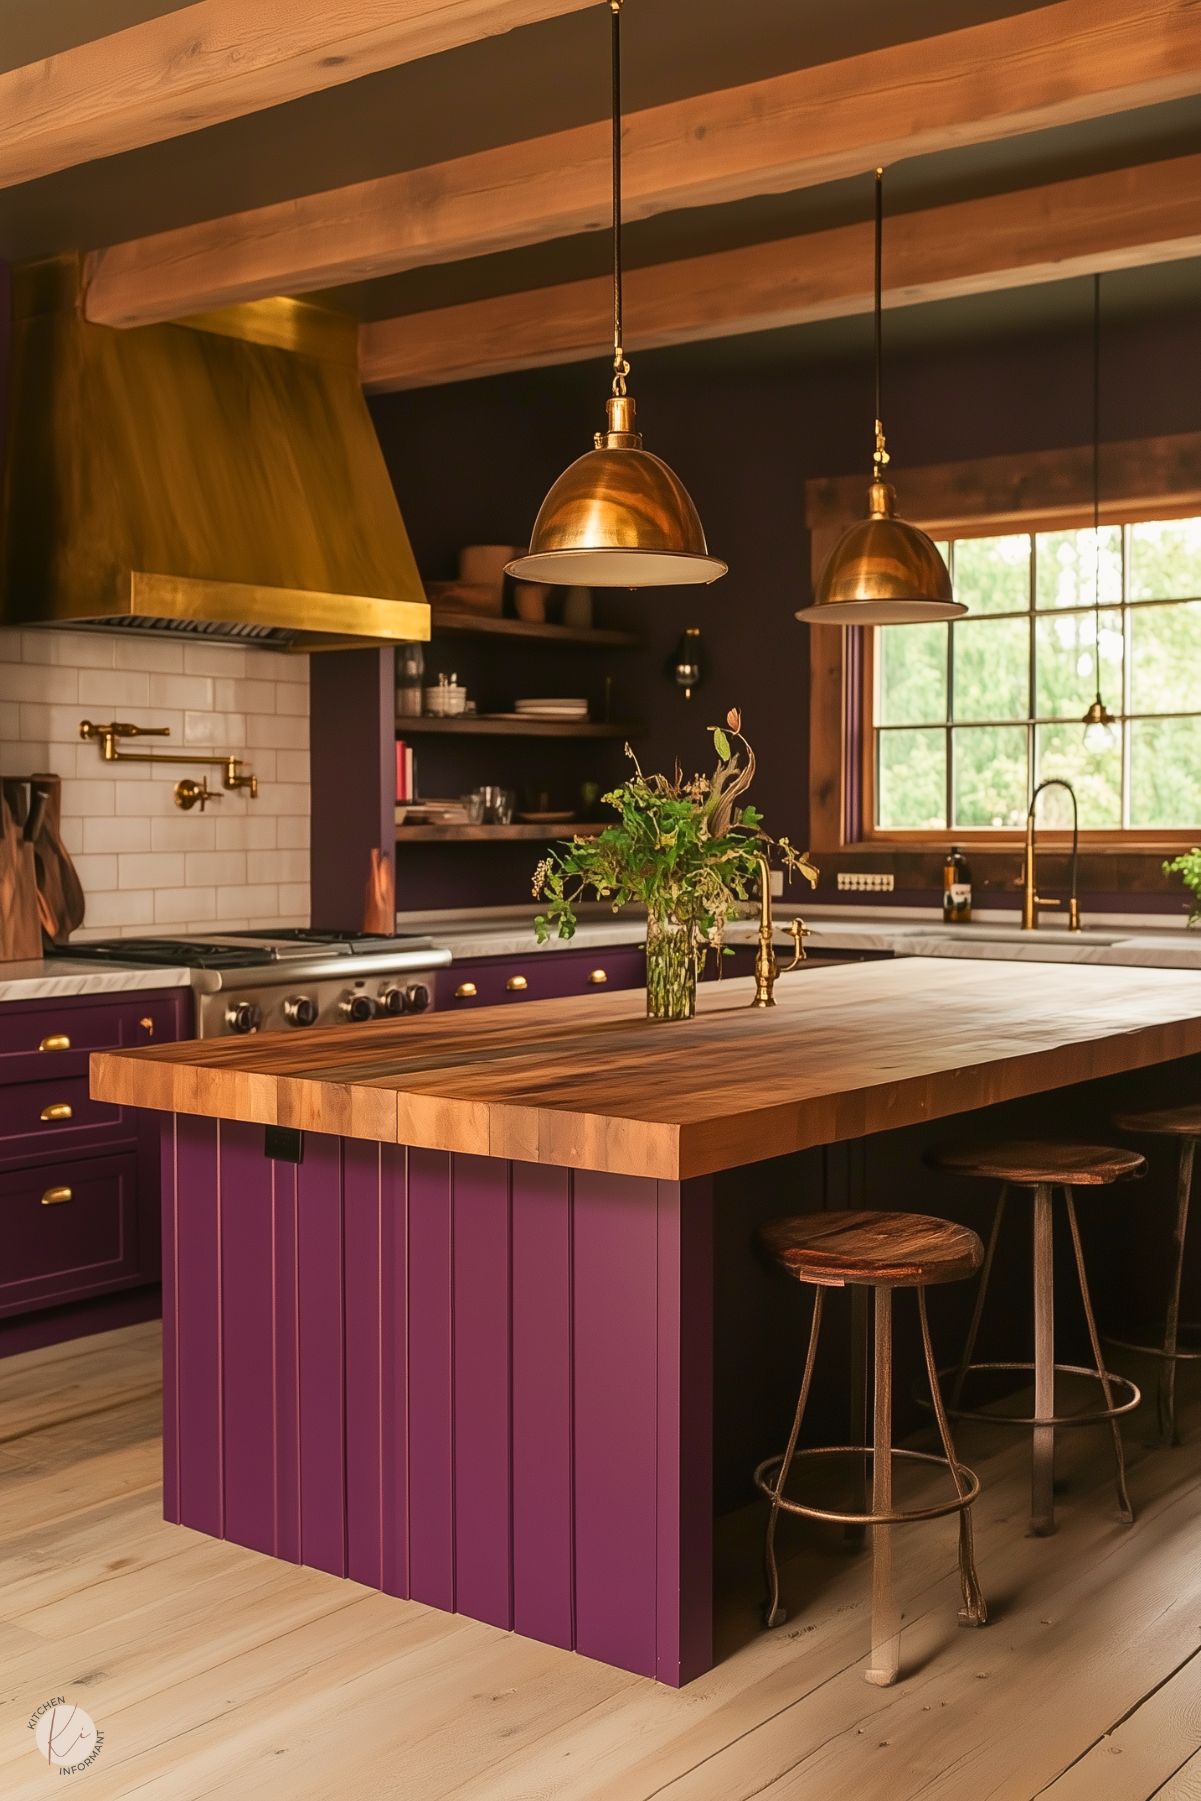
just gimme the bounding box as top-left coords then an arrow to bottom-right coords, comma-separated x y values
57,929 -> 452,1037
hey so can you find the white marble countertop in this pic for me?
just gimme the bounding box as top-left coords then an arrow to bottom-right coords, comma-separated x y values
403,901 -> 1201,971
0,957 -> 194,1003
6,904 -> 1195,1006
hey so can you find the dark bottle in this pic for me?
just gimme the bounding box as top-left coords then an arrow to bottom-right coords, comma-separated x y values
943,846 -> 972,923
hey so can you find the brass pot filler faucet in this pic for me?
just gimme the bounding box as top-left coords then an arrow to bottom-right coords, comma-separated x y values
79,719 -> 258,800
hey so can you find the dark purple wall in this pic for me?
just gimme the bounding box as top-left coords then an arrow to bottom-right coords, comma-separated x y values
372,299 -> 1201,912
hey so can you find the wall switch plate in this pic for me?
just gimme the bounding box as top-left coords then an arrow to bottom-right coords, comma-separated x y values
837,872 -> 895,893
769,868 -> 784,898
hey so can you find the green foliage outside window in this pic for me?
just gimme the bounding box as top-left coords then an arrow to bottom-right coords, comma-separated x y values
875,517 -> 1201,833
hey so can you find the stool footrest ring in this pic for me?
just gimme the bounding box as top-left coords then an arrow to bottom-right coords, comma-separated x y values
917,1360 -> 1140,1428
1103,1325 -> 1201,1363
754,1445 -> 980,1527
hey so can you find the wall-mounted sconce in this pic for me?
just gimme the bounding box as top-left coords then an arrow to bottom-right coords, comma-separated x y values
666,627 -> 705,700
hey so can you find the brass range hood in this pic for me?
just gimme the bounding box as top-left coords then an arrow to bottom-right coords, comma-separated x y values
1,256 -> 430,649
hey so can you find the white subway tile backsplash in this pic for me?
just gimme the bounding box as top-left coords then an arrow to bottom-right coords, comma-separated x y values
154,885 -> 216,924
184,709 -> 245,746
215,814 -> 276,851
151,815 -> 216,853
119,851 -> 187,888
185,850 -> 247,887
182,643 -> 247,678
72,852 -> 119,891
274,750 -> 309,784
77,668 -> 151,708
246,712 -> 308,750
151,673 -> 215,711
82,888 -> 156,928
1,628 -> 311,935
84,816 -> 153,853
217,883 -> 279,918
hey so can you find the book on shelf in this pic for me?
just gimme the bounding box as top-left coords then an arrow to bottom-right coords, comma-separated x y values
395,740 -> 416,802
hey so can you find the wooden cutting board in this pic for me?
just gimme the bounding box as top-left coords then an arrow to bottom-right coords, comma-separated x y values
0,782 -> 43,961
29,773 -> 85,943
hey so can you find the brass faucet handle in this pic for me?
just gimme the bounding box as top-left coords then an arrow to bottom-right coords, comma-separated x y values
1068,896 -> 1082,932
782,917 -> 811,970
174,777 -> 221,812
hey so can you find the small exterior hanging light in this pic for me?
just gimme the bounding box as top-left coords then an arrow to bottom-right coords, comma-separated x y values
507,2 -> 725,590
666,626 -> 704,699
796,170 -> 964,625
1081,274 -> 1118,751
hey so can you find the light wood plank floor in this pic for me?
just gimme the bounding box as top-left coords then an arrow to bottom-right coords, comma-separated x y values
1,1322 -> 1198,1800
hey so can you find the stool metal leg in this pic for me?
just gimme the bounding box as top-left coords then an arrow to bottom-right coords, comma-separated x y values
917,1289 -> 987,1628
866,1285 -> 902,1687
1031,1183 -> 1056,1536
1064,1189 -> 1134,1524
950,1183 -> 1008,1412
763,1286 -> 824,1629
1159,1138 -> 1195,1447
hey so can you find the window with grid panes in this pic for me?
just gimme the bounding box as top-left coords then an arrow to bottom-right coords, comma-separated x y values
873,516 -> 1201,833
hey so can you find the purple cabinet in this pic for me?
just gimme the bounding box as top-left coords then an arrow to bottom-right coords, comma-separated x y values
0,987 -> 190,1330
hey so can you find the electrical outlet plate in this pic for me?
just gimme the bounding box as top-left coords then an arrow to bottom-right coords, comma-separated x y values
836,872 -> 895,893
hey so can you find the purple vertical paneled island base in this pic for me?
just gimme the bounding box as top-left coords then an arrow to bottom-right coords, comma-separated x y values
161,1115 -> 715,1686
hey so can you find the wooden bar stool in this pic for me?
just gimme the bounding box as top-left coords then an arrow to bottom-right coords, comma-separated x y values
755,1210 -> 988,1687
1109,1105 -> 1201,1446
929,1142 -> 1144,1536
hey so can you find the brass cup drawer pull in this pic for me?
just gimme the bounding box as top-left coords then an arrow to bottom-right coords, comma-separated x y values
587,969 -> 609,985
505,975 -> 529,992
39,1033 -> 71,1052
41,1186 -> 73,1206
40,1101 -> 74,1122
454,982 -> 478,1000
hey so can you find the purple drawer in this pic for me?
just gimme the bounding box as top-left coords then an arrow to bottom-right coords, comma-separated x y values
446,945 -> 647,1009
0,1074 -> 123,1162
0,991 -> 188,1085
0,1151 -> 143,1316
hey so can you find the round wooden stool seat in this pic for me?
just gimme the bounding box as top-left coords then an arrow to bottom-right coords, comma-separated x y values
930,1140 -> 1146,1187
758,1210 -> 983,1289
1113,1105 -> 1201,1139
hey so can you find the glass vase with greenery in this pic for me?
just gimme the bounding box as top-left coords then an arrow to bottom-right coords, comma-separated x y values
532,711 -> 818,1021
1164,849 -> 1201,926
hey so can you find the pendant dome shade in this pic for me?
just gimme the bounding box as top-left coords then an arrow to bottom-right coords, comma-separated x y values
506,396 -> 727,587
795,481 -> 964,623
509,0 -> 722,592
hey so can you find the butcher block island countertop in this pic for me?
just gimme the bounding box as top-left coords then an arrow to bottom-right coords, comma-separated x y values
90,959 -> 1201,1180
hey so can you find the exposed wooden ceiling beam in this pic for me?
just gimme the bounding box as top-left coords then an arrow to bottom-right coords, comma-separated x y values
359,156 -> 1201,391
0,0 -> 593,190
84,0 -> 1201,329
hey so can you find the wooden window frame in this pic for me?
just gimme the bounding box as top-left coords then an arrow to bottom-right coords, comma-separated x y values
807,431 -> 1201,870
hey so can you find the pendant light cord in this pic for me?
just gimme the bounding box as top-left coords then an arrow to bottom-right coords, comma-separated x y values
872,167 -> 889,479
1092,271 -> 1103,690
610,0 -> 629,398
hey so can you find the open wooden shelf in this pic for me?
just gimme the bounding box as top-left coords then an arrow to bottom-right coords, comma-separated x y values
396,717 -> 640,738
395,821 -> 604,843
429,609 -> 639,648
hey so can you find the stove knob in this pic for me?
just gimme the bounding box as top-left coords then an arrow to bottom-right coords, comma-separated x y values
405,983 -> 431,1014
226,1000 -> 262,1035
339,991 -> 378,1023
380,986 -> 408,1017
284,995 -> 318,1028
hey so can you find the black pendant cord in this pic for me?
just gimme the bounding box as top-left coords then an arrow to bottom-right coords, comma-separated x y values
610,0 -> 628,397
1092,271 -> 1103,694
872,167 -> 888,479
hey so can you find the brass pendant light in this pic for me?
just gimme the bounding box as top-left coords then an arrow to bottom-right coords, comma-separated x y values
1081,274 -> 1118,750
796,169 -> 964,624
506,1 -> 725,589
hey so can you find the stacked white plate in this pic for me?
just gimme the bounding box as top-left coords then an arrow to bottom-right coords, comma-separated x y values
513,697 -> 589,720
